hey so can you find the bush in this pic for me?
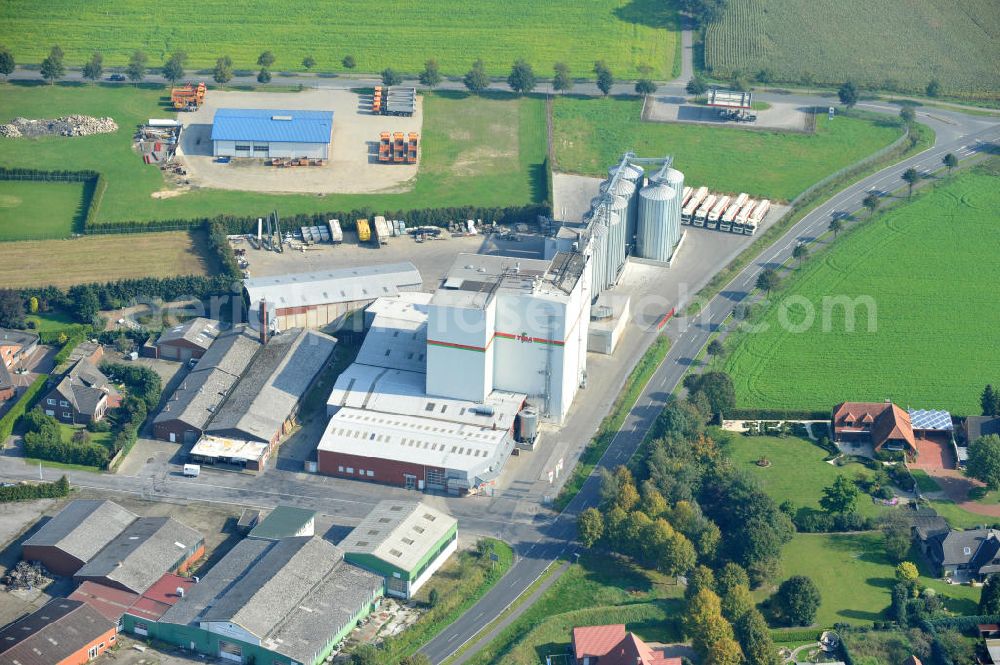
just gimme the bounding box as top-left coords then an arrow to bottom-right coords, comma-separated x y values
0,375 -> 48,443
0,476 -> 70,503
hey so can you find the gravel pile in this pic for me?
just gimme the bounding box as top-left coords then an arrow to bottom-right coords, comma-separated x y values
0,115 -> 119,138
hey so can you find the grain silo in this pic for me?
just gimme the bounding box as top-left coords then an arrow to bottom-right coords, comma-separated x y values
637,182 -> 679,262
608,161 -> 643,185
663,168 -> 684,237
601,177 -> 638,249
589,220 -> 609,294
607,195 -> 629,278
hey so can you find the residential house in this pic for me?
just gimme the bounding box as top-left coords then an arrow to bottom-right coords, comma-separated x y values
832,401 -> 915,453
0,598 -> 117,665
920,527 -> 1000,580
0,328 -> 38,401
42,359 -> 121,425
966,416 -> 1000,444
572,624 -> 682,665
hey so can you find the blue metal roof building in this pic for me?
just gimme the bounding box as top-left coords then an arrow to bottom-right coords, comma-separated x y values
211,108 -> 334,160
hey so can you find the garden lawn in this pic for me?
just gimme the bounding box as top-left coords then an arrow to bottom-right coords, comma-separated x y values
724,168 -> 1000,415
721,433 -> 887,519
910,469 -> 942,493
772,533 -> 980,628
0,180 -> 88,240
0,0 -> 676,78
464,552 -> 684,665
59,424 -> 113,450
0,85 -> 546,224
552,97 -> 903,201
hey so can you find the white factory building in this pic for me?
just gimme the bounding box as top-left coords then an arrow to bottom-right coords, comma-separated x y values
426,253 -> 590,424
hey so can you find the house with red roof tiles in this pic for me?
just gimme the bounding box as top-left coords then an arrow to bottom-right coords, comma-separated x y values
832,401 -> 916,453
571,624 -> 682,665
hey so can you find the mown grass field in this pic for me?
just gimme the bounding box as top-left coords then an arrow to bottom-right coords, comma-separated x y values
0,85 -> 547,224
0,180 -> 87,241
552,97 -> 904,201
721,433 -> 887,520
0,0 -> 677,78
772,533 -> 979,627
724,168 -> 1000,415
704,0 -> 1000,97
0,231 -> 213,288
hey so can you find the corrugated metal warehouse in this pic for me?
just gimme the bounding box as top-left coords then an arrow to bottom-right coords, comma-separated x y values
21,499 -> 139,576
244,263 -> 422,331
154,317 -> 221,361
211,108 -> 334,159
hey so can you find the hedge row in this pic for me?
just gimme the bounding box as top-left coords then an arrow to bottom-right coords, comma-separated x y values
0,374 -> 48,443
0,167 -> 100,182
0,476 -> 70,503
83,173 -> 107,231
769,628 -> 822,643
730,408 -> 830,420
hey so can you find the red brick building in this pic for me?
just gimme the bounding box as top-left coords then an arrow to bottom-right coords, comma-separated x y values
0,598 -> 117,665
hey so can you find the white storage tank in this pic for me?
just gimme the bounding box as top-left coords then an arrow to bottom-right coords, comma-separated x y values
602,177 -> 639,250
637,183 -> 679,262
608,161 -> 643,185
589,221 -> 609,294
607,195 -> 629,278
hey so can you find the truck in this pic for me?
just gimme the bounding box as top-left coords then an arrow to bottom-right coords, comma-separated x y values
356,219 -> 371,243
183,464 -> 201,478
373,216 -> 392,245
706,195 -> 731,230
745,199 -> 770,235
693,194 -> 717,228
682,186 -> 708,224
720,193 -> 748,232
681,186 -> 693,207
327,219 -> 343,244
734,199 -> 758,235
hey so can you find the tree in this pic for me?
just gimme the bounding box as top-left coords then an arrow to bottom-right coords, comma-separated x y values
773,575 -> 820,626
819,475 -> 859,514
577,507 -> 604,548
640,482 -> 668,518
82,51 -> 103,82
603,506 -> 628,550
901,167 -> 920,198
755,267 -> 779,295
126,50 -> 147,83
706,339 -> 726,360
212,56 -> 233,86
717,563 -> 750,597
706,634 -> 744,665
0,290 -> 25,328
302,55 -> 316,70
428,587 -> 439,607
899,106 -> 916,125
926,79 -> 942,98
686,565 -> 716,600
40,47 -> 65,84
635,78 -> 657,96
983,385 -> 999,416
863,193 -> 880,218
895,561 -> 919,582
28,296 -> 38,314
736,609 -> 782,665
115,335 -> 135,355
400,655 -> 432,665
419,59 -> 441,88
683,371 -> 736,422
686,76 -> 707,95
72,429 -> 91,445
507,59 -> 536,95
463,59 -> 489,95
67,284 -> 99,322
881,512 -> 912,563
980,575 -> 1000,614
0,46 -> 14,81
257,67 -> 271,84
721,583 -> 754,622
657,525 -> 697,576
351,644 -> 378,665
967,435 -> 1000,490
942,152 -> 958,175
257,51 -> 275,68
594,61 -> 614,96
792,243 -> 808,266
342,54 -> 357,69
838,80 -> 859,108
685,586 -> 723,637
162,52 -> 186,85
553,62 -> 573,93
381,68 -> 402,86
828,217 -> 843,238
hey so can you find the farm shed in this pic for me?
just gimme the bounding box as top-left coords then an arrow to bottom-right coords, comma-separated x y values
0,599 -> 117,665
211,108 -> 334,160
21,499 -> 139,576
340,500 -> 457,599
155,317 -> 221,361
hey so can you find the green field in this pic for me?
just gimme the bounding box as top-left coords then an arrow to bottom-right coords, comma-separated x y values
0,85 -> 546,224
721,433 -> 887,520
0,0 -> 676,79
773,533 -> 980,627
0,180 -> 87,240
705,0 -> 1000,97
724,168 -> 1000,414
552,97 -> 904,201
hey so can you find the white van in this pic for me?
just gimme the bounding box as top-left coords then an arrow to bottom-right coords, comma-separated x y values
182,464 -> 201,478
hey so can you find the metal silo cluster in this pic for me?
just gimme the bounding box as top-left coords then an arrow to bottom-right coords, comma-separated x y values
636,166 -> 683,262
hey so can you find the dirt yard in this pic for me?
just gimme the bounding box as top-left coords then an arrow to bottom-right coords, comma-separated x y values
177,89 -> 423,194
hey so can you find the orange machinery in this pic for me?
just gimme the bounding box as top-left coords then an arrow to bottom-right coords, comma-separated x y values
372,86 -> 383,113
378,132 -> 392,162
407,132 -> 419,164
392,132 -> 406,163
170,82 -> 206,111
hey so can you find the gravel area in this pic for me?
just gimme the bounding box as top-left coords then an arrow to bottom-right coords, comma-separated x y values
0,115 -> 118,138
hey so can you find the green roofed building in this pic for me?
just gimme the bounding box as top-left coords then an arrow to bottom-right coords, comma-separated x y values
341,500 -> 458,599
248,505 -> 316,541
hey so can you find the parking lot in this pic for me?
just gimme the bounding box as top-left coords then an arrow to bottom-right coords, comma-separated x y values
177,89 -> 423,194
645,95 -> 813,132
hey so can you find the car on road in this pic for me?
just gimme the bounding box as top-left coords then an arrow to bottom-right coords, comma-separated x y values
107,73 -> 126,82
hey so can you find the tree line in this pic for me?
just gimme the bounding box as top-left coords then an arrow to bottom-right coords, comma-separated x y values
0,476 -> 70,503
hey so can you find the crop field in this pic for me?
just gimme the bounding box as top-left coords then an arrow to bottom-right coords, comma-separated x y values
0,231 -> 213,288
0,180 -> 87,241
0,0 -> 676,79
705,0 -> 1000,96
552,97 -> 903,201
724,168 -> 1000,415
0,85 -> 546,224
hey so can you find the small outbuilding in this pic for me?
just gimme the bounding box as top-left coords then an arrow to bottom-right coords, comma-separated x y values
211,108 -> 333,160
155,317 -> 221,361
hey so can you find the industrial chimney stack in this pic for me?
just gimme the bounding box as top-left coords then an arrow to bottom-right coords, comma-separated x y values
260,299 -> 269,345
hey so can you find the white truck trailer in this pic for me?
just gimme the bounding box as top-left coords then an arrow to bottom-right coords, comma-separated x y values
327,219 -> 343,244
745,199 -> 770,235
706,195 -> 731,230
693,194 -> 717,227
682,186 -> 708,224
720,193 -> 748,232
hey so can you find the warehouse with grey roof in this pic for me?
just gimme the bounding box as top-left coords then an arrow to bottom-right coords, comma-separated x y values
21,499 -> 139,576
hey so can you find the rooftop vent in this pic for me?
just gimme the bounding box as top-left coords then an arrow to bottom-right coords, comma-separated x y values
272,115 -> 293,121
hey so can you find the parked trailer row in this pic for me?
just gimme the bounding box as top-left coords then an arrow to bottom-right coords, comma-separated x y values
682,186 -> 708,222
682,188 -> 770,235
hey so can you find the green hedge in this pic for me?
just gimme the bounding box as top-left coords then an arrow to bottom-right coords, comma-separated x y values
730,408 -> 830,420
52,332 -> 93,366
769,627 -> 822,643
83,173 -> 107,231
0,374 -> 48,443
0,476 -> 70,503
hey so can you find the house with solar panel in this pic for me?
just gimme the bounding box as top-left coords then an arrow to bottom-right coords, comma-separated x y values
210,108 -> 333,160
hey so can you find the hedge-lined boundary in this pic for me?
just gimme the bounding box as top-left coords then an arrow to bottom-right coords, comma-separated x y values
0,476 -> 70,503
0,167 -> 104,233
730,408 -> 830,420
0,374 -> 48,444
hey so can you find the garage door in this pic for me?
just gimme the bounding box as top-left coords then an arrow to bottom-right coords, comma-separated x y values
219,640 -> 242,663
161,345 -> 179,360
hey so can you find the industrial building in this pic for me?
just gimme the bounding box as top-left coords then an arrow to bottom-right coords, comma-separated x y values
22,499 -> 139,576
211,108 -> 334,160
248,505 -> 316,541
145,536 -> 383,665
0,599 -> 117,665
154,317 -> 221,361
73,516 -> 204,594
244,262 -> 422,331
341,500 -> 458,599
70,573 -> 196,626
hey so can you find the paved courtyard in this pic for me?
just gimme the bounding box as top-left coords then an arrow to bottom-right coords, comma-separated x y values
644,94 -> 814,132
